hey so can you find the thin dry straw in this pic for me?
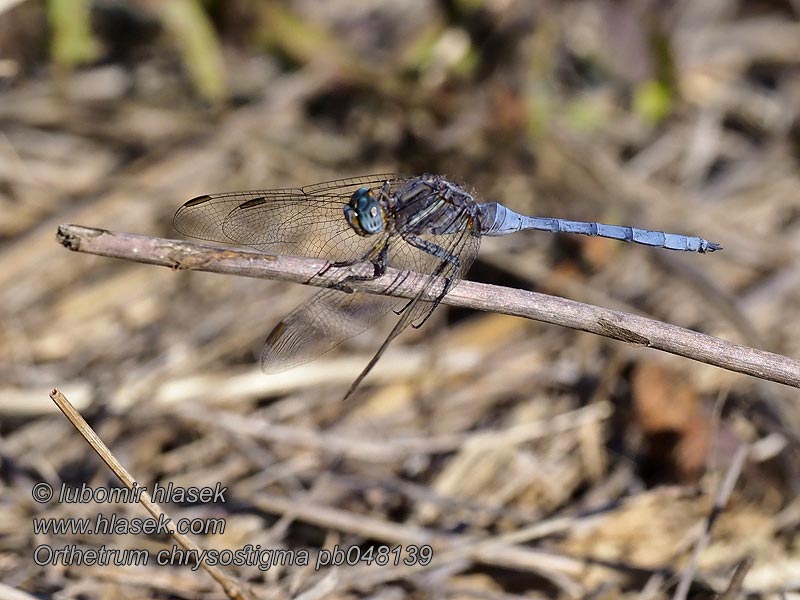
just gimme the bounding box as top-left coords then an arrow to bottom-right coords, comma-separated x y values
49,388 -> 251,600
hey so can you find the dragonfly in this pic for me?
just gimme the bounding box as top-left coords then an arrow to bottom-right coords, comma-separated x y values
174,174 -> 720,399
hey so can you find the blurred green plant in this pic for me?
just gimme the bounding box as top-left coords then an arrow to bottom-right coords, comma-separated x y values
403,26 -> 477,80
523,19 -> 558,137
157,0 -> 227,106
47,0 -> 99,69
634,27 -> 676,124
46,0 -> 227,105
633,79 -> 672,124
564,96 -> 612,132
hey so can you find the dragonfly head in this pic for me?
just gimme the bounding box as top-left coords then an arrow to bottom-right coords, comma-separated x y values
345,187 -> 385,236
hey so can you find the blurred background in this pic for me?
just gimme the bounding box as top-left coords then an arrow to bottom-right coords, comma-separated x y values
2,0 -> 799,597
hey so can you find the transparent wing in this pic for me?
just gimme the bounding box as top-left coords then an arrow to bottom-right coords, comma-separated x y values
173,174 -> 406,262
260,231 -> 399,372
260,288 -> 400,372
174,174 -> 410,372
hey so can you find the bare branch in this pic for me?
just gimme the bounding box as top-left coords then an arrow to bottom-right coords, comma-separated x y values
56,224 -> 800,390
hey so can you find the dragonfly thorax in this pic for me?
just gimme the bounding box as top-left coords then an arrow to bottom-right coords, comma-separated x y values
344,187 -> 386,236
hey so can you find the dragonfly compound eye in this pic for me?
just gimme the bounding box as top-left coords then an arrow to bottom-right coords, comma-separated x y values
344,187 -> 385,236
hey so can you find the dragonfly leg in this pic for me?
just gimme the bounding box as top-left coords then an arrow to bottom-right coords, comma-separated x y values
387,273 -> 414,315
386,270 -> 412,303
330,282 -> 355,293
341,241 -> 389,281
310,262 -> 356,293
311,241 -> 390,291
400,233 -> 461,328
316,259 -> 358,277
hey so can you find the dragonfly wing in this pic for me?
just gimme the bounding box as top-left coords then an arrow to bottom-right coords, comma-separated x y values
173,175 -> 409,262
301,173 -> 400,195
174,186 -> 302,245
260,288 -> 400,372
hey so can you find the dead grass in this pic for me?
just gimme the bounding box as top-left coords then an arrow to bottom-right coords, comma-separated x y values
1,1 -> 799,598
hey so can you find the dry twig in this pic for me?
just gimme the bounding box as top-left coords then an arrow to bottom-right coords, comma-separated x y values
56,224 -> 800,390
